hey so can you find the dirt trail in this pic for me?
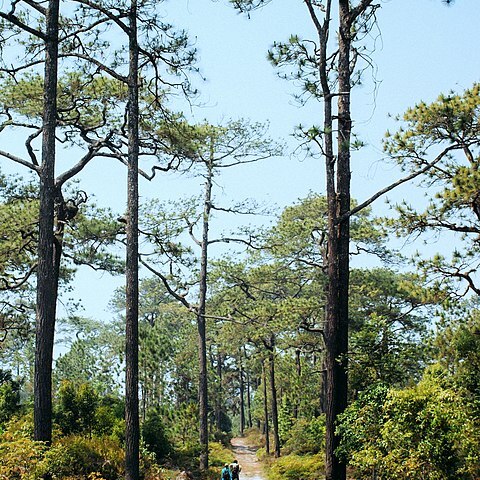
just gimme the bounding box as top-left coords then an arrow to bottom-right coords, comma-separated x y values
230,437 -> 266,480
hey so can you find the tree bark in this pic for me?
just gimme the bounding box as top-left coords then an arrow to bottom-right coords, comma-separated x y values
125,1 -> 140,478
245,352 -> 252,428
239,355 -> 245,435
324,2 -> 353,479
197,152 -> 213,471
34,0 -> 60,449
268,347 -> 281,458
215,351 -> 223,433
262,361 -> 270,454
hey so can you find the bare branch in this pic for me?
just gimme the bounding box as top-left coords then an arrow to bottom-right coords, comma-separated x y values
139,257 -> 194,312
340,144 -> 461,223
59,53 -> 128,83
0,11 -> 46,40
72,0 -> 130,35
0,149 -> 40,173
22,0 -> 47,15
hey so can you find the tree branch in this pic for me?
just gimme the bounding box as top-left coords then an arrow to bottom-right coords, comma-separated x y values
339,144 -> 461,223
139,257 -> 194,312
0,149 -> 40,173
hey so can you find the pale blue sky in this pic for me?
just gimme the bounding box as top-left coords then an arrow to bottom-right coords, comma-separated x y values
2,0 -> 479,324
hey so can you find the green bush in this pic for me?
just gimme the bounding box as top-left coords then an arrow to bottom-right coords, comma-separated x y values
0,416 -> 45,479
338,372 -> 480,480
141,409 -> 172,461
208,441 -> 234,467
268,454 -> 324,480
282,416 -> 325,455
55,381 -> 100,436
0,370 -> 22,426
34,435 -> 124,480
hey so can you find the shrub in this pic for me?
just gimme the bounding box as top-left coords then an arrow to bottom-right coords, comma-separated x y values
55,381 -> 100,436
268,454 -> 324,480
282,416 -> 325,455
34,435 -> 124,480
338,372 -> 480,480
0,428 -> 45,479
208,441 -> 233,467
0,370 -> 22,426
141,409 -> 172,461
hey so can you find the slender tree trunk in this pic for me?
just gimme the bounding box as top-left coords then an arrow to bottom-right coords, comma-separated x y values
293,349 -> 301,418
197,154 -> 213,471
324,4 -> 352,480
34,0 -> 59,449
125,2 -> 140,478
262,361 -> 270,454
267,348 -> 281,458
246,363 -> 252,428
215,351 -> 223,432
318,13 -> 343,480
239,355 -> 245,435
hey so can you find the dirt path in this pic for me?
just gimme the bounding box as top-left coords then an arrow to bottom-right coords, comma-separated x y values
230,437 -> 266,480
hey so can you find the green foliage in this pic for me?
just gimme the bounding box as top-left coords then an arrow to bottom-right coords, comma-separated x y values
171,402 -> 199,449
434,308 -> 480,401
383,83 -> 480,298
337,384 -> 389,476
54,381 -> 124,441
0,72 -> 127,130
0,414 -> 45,479
208,441 -> 234,467
55,381 -> 100,436
141,409 -> 172,462
267,454 -> 324,480
55,316 -> 123,394
34,435 -> 125,480
348,268 -> 432,392
338,372 -> 480,479
0,370 -> 22,426
281,416 -> 325,455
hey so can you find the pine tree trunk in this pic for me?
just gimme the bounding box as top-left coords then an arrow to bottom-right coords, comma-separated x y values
262,361 -> 270,454
34,0 -> 59,450
215,352 -> 223,432
246,367 -> 252,428
125,1 -> 140,478
197,155 -> 213,471
325,2 -> 352,479
239,356 -> 245,435
268,348 -> 281,458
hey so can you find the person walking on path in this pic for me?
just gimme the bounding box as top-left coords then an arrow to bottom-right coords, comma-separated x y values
221,463 -> 232,480
230,460 -> 241,480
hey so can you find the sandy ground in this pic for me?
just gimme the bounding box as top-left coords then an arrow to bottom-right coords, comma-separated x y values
230,437 -> 266,480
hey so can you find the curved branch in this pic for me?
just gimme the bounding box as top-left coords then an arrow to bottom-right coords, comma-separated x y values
0,149 -> 40,173
340,144 -> 461,223
0,11 -> 46,40
139,257 -> 194,312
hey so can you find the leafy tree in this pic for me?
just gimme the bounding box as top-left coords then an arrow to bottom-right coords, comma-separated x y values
138,119 -> 280,469
433,306 -> 480,410
348,268 -> 433,393
384,84 -> 480,299
338,370 -> 480,479
0,0 -> 62,446
55,380 -> 100,436
141,408 -> 172,461
0,369 -> 22,426
54,316 -> 123,394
